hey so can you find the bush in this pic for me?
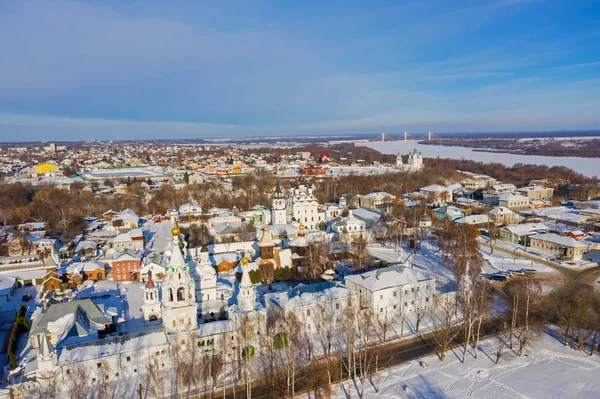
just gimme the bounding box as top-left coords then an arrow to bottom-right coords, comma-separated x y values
248,270 -> 261,284
7,305 -> 31,370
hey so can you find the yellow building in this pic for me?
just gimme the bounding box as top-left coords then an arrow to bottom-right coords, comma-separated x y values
35,162 -> 60,175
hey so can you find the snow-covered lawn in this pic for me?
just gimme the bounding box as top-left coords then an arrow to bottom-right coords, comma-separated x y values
326,332 -> 600,399
368,242 -> 456,287
480,246 -> 554,274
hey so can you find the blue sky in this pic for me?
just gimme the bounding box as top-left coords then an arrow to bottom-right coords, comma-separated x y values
0,0 -> 599,141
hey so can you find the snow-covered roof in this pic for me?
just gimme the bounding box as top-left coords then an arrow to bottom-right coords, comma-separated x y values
532,207 -> 589,224
264,282 -> 354,309
360,191 -> 396,200
289,235 -> 308,247
455,215 -> 489,225
489,206 -> 514,215
74,240 -> 98,252
489,183 -> 516,191
345,265 -> 434,292
59,331 -> 167,364
197,319 -> 235,337
0,276 -> 16,297
67,261 -> 106,274
31,299 -> 112,338
352,208 -> 382,223
112,251 -> 141,262
516,185 -> 552,193
530,233 -> 588,248
420,184 -> 450,193
498,192 -> 529,202
502,223 -> 549,236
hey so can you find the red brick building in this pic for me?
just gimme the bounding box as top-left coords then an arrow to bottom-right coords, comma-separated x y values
112,251 -> 142,281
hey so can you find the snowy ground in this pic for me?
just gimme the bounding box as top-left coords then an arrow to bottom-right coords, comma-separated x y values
368,241 -> 456,289
324,332 -> 600,399
480,246 -> 554,274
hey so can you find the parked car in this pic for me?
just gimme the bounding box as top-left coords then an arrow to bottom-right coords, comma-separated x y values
521,268 -> 537,274
508,269 -> 525,276
490,274 -> 508,282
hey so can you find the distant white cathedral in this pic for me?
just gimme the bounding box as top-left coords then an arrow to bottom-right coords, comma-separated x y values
271,178 -> 287,225
396,148 -> 424,172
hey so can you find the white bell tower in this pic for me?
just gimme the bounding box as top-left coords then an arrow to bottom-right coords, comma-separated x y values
272,178 -> 287,225
161,223 -> 198,333
142,271 -> 160,324
237,254 -> 256,312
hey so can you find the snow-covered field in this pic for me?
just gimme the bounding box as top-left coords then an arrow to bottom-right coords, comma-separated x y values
325,332 -> 600,399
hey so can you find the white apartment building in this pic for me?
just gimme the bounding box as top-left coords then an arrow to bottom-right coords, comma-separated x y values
498,192 -> 530,211
516,185 -> 554,200
344,264 -> 436,318
263,281 -> 357,334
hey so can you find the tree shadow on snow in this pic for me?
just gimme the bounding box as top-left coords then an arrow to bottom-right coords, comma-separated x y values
405,375 -> 450,399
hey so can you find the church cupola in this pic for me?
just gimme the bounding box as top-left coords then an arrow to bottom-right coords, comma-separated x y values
238,253 -> 256,312
258,224 -> 275,260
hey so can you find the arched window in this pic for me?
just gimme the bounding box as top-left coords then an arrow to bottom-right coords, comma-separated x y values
169,288 -> 174,302
177,287 -> 185,301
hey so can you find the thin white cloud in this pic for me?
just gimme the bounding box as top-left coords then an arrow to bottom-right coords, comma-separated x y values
560,61 -> 600,69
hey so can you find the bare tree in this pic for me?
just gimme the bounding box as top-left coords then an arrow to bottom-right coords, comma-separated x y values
64,363 -> 93,399
275,308 -> 302,398
472,279 -> 493,358
428,294 -> 460,361
486,219 -> 501,255
336,297 -> 358,389
436,220 -> 483,284
494,335 -> 506,364
259,262 -> 275,286
143,353 -> 166,399
236,314 -> 256,399
356,308 -> 379,397
351,235 -> 372,272
304,241 -> 331,280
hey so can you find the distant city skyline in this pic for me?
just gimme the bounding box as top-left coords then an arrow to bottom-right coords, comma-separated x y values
1,0 -> 599,142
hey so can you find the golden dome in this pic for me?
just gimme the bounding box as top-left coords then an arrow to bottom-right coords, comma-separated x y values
171,223 -> 180,236
241,252 -> 249,265
299,223 -> 305,231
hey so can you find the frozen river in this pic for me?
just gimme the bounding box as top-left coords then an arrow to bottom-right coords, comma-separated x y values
361,140 -> 600,178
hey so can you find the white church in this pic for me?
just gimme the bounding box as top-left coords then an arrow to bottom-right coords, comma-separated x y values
271,178 -> 325,230
396,148 -> 424,172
